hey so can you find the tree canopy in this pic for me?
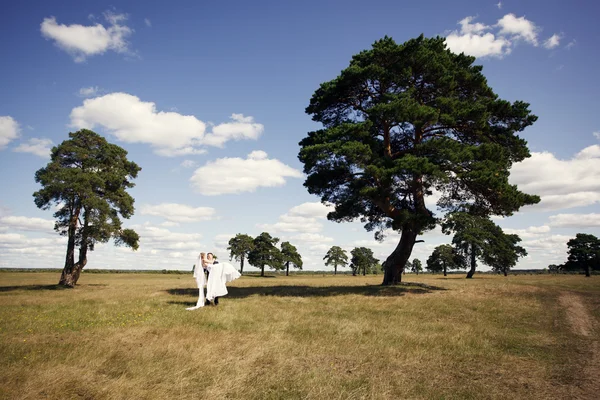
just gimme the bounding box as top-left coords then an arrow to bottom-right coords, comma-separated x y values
564,233 -> 600,277
411,258 -> 423,275
33,129 -> 140,287
426,244 -> 461,276
323,246 -> 349,275
281,241 -> 303,276
350,247 -> 380,276
443,212 -> 525,278
298,35 -> 539,285
228,233 -> 255,274
248,232 -> 284,277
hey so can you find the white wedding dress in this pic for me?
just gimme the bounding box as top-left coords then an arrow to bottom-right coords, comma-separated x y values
187,255 -> 241,310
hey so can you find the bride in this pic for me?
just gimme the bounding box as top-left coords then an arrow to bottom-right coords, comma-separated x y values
187,252 -> 241,310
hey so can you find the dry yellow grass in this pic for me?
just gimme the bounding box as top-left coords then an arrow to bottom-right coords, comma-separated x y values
1,272 -> 599,399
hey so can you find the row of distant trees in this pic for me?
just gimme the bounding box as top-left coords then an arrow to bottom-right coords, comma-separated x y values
227,233 -> 303,277
227,239 -> 384,277
228,231 -> 600,278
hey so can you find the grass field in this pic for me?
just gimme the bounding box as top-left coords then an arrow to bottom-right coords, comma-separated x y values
1,272 -> 599,399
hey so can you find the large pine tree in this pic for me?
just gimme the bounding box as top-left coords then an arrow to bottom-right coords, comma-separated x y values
33,130 -> 140,287
299,35 -> 539,285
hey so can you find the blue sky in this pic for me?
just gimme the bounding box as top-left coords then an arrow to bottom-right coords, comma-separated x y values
1,0 -> 599,272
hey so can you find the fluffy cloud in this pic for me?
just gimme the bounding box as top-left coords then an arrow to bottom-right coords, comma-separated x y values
445,16 -> 510,58
548,213 -> 600,228
0,215 -> 55,233
543,33 -> 562,49
290,233 -> 334,243
144,18 -> 152,27
140,203 -> 217,223
510,146 -> 600,211
70,93 -> 262,156
288,202 -> 331,219
190,151 -> 303,195
132,224 -> 204,251
257,202 -> 332,233
446,13 -> 553,58
496,14 -> 539,45
180,160 -> 197,168
13,138 -> 54,158
503,225 -> 550,239
202,114 -> 264,147
79,86 -> 100,97
40,12 -> 133,62
0,233 -> 64,249
0,116 -> 20,149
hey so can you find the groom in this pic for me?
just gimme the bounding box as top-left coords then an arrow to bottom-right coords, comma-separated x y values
205,252 -> 219,306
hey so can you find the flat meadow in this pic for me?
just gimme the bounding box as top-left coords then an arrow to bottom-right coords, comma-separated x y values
1,271 -> 599,399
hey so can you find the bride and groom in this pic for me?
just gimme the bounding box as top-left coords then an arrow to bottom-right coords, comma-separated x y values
186,252 -> 241,310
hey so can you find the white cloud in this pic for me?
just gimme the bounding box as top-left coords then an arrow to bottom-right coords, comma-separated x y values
257,202 -> 332,233
0,116 -> 20,149
0,215 -> 55,233
190,151 -> 303,195
504,225 -> 550,239
180,159 -> 197,168
140,203 -> 217,223
70,93 -> 262,156
288,202 -> 331,219
445,13 -> 552,58
510,147 -> 600,211
144,18 -> 152,27
160,221 -> 180,227
202,114 -> 264,147
522,235 -> 571,250
132,224 -> 204,251
576,145 -> 600,160
458,16 -> 488,34
445,16 -> 510,58
496,13 -> 539,45
258,214 -> 323,233
290,233 -> 334,243
13,138 -> 53,158
549,213 -> 600,228
496,1 -> 502,9
565,39 -> 576,50
0,233 -> 65,249
40,12 -> 133,62
79,86 -> 100,97
593,131 -> 600,140
543,33 -> 562,49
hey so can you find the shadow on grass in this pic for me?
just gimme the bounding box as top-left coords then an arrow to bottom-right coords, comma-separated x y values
0,283 -> 108,292
166,282 -> 446,299
0,284 -> 68,292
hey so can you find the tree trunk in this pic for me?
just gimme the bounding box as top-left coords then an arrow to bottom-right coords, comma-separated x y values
466,246 -> 477,279
240,256 -> 244,274
261,265 -> 265,277
363,264 -> 366,276
443,264 -> 447,277
585,265 -> 591,277
382,228 -> 418,285
286,261 -> 290,276
334,265 -> 337,275
58,204 -> 81,288
503,266 -> 508,277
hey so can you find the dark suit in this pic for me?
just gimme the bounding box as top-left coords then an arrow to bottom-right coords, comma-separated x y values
204,261 -> 219,305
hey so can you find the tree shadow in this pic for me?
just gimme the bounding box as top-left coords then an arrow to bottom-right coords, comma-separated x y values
0,283 -> 108,292
0,284 -> 68,292
166,282 -> 446,299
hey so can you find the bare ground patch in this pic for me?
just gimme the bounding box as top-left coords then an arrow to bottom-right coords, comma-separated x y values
558,292 -> 600,399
